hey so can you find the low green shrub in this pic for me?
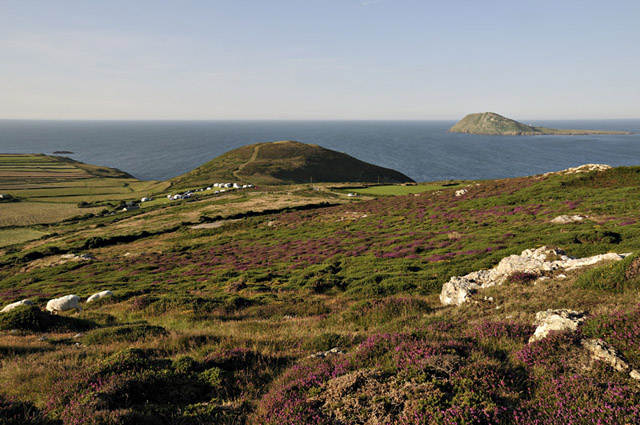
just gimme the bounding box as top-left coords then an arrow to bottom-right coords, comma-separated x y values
98,348 -> 150,375
0,305 -> 95,332
172,355 -> 198,374
574,230 -> 621,244
199,367 -> 223,387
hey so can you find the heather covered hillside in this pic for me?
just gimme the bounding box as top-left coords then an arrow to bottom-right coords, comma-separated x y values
1,164 -> 640,424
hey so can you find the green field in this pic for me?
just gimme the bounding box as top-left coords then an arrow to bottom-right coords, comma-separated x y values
348,183 -> 460,196
0,155 -> 169,227
0,228 -> 48,247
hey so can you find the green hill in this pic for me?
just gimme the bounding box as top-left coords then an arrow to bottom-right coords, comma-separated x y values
170,140 -> 414,187
449,112 -> 633,135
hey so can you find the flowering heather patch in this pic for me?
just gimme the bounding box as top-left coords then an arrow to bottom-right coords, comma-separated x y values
581,305 -> 640,367
256,332 -> 525,425
507,271 -> 539,284
618,219 -> 636,226
512,370 -> 640,425
515,331 -> 581,372
466,320 -> 535,343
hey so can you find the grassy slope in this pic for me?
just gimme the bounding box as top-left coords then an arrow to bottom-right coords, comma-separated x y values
1,166 -> 640,423
170,140 -> 415,188
449,112 -> 633,135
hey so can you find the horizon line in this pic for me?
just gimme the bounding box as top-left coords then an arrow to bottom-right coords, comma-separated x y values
1,117 -> 640,122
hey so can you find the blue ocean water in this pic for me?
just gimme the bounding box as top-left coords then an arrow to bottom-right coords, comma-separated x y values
0,120 -> 639,182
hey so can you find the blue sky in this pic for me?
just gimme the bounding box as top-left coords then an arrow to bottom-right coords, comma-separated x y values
1,0 -> 639,120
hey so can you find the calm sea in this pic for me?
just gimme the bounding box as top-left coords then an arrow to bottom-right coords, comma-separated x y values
0,120 -> 639,182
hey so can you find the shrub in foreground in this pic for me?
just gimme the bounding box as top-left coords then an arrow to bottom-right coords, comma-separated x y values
0,305 -> 95,332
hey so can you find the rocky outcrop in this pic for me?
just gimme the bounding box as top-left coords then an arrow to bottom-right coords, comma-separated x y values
550,215 -> 587,224
581,339 -> 636,375
527,315 -> 640,380
310,347 -> 346,359
529,309 -> 586,343
544,164 -> 611,176
60,253 -> 95,262
440,247 -> 630,306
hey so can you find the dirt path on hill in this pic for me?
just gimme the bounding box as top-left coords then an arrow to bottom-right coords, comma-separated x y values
233,144 -> 261,179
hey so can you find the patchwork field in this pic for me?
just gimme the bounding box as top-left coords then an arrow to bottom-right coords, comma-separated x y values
1,158 -> 640,424
0,154 -> 169,231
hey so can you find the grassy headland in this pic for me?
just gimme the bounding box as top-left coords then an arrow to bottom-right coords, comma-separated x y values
169,140 -> 415,189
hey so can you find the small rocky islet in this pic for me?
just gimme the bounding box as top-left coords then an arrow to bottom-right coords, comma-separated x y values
449,112 -> 634,136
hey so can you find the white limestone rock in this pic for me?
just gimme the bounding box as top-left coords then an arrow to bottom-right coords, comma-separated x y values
550,215 -> 587,224
544,164 -> 611,176
582,338 -> 630,372
582,338 -> 640,380
60,253 -> 95,261
529,309 -> 586,343
440,246 -> 630,306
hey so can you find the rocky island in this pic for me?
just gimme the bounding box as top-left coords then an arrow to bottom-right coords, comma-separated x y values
449,112 -> 633,136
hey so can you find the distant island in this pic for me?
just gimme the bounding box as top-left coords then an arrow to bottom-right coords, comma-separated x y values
448,112 -> 633,136
53,150 -> 74,154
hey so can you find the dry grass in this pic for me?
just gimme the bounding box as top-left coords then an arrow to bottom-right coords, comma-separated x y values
0,202 -> 102,226
0,228 -> 48,248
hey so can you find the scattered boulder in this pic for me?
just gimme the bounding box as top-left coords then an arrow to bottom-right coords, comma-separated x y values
87,290 -> 113,303
582,338 -> 629,372
582,338 -> 640,380
1,299 -> 34,313
310,347 -> 346,359
440,247 -> 630,306
60,253 -> 95,262
46,295 -> 82,313
551,215 -> 587,224
529,309 -> 586,343
454,188 -> 468,197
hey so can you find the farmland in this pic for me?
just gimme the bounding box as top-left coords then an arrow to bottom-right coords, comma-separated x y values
0,154 -> 169,228
347,182 -> 461,196
1,157 -> 640,424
